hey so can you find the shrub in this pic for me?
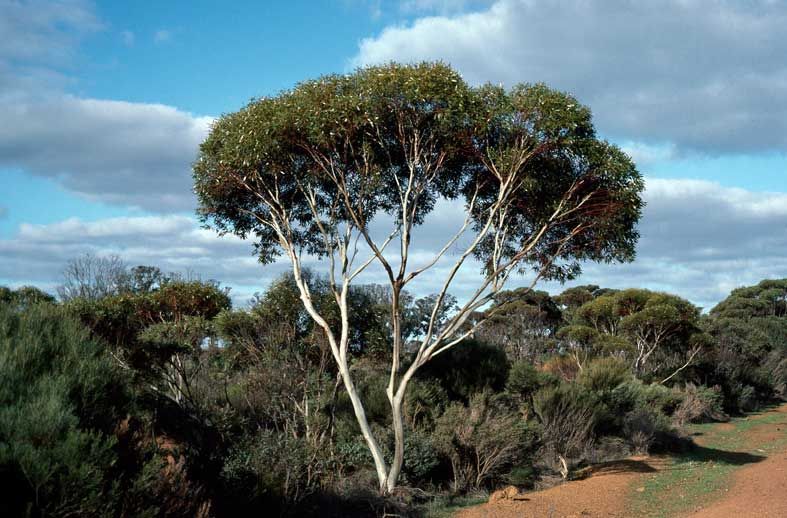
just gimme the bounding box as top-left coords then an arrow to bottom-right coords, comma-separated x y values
577,357 -> 632,393
220,430 -> 324,514
507,361 -> 555,396
400,431 -> 442,485
417,339 -> 510,401
622,407 -> 671,454
607,380 -> 681,418
532,384 -> 604,475
672,383 -> 727,425
0,303 -> 137,517
731,383 -> 759,412
404,378 -> 449,430
541,355 -> 581,381
433,391 -> 536,492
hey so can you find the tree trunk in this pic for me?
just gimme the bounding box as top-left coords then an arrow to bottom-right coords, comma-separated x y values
338,362 -> 390,490
386,393 -> 406,493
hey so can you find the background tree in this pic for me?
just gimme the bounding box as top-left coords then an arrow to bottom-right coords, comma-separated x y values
68,279 -> 231,415
0,285 -> 55,309
57,253 -> 131,301
703,279 -> 787,410
570,289 -> 706,382
475,289 -> 563,361
194,62 -> 643,492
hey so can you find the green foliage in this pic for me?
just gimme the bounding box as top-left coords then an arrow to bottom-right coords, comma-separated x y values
478,289 -> 563,361
577,357 -> 632,393
506,360 -> 554,399
621,406 -> 672,454
570,288 -> 704,380
434,391 -> 537,491
400,431 -> 441,485
417,339 -> 510,401
0,285 -> 56,309
404,378 -> 450,430
711,279 -> 787,319
7,271 -> 787,514
195,62 -> 643,280
0,303 -> 138,517
532,384 -> 604,463
673,383 -> 727,425
220,430 -> 323,513
607,380 -> 681,418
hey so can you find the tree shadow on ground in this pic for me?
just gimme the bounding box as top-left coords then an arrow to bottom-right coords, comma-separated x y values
676,444 -> 766,466
579,442 -> 766,480
577,458 -> 659,478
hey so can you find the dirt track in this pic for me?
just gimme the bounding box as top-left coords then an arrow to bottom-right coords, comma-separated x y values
455,404 -> 787,518
684,405 -> 787,518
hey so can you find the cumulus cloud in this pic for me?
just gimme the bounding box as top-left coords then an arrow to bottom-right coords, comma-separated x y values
539,178 -> 787,310
0,0 -> 100,65
352,0 -> 787,154
0,215 -> 276,304
2,179 -> 786,310
0,94 -> 212,211
0,1 -> 210,212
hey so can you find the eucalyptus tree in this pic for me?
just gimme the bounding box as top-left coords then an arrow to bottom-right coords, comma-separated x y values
194,62 -> 643,492
476,289 -> 563,361
573,289 -> 706,381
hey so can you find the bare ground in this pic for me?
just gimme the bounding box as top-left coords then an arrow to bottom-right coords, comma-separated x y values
455,404 -> 787,518
683,405 -> 787,518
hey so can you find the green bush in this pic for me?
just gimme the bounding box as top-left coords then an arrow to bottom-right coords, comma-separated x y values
404,378 -> 450,430
0,303 -> 139,517
532,384 -> 604,473
577,357 -> 632,393
417,339 -> 510,401
672,383 -> 727,425
220,430 -> 324,513
400,431 -> 442,484
622,407 -> 672,454
607,380 -> 681,418
506,360 -> 556,400
434,391 -> 536,492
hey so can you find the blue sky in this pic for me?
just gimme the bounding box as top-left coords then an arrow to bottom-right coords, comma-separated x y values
1,0 -> 786,309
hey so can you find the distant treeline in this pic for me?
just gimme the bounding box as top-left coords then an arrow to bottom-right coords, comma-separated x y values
1,257 -> 785,517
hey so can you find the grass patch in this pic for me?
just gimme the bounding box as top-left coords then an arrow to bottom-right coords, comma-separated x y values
420,493 -> 488,518
627,407 -> 787,517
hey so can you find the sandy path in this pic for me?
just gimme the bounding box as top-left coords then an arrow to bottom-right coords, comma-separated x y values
684,405 -> 787,518
683,451 -> 787,518
454,456 -> 667,518
456,405 -> 787,518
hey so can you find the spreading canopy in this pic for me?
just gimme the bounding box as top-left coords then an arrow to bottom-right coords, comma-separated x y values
194,62 -> 643,281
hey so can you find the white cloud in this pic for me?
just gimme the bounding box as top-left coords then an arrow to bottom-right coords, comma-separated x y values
537,178 -> 787,310
399,0 -> 492,14
0,94 -> 213,211
352,0 -> 787,154
2,179 -> 786,310
0,2 -> 208,212
0,0 -> 101,64
619,141 -> 677,168
0,214 -> 276,305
